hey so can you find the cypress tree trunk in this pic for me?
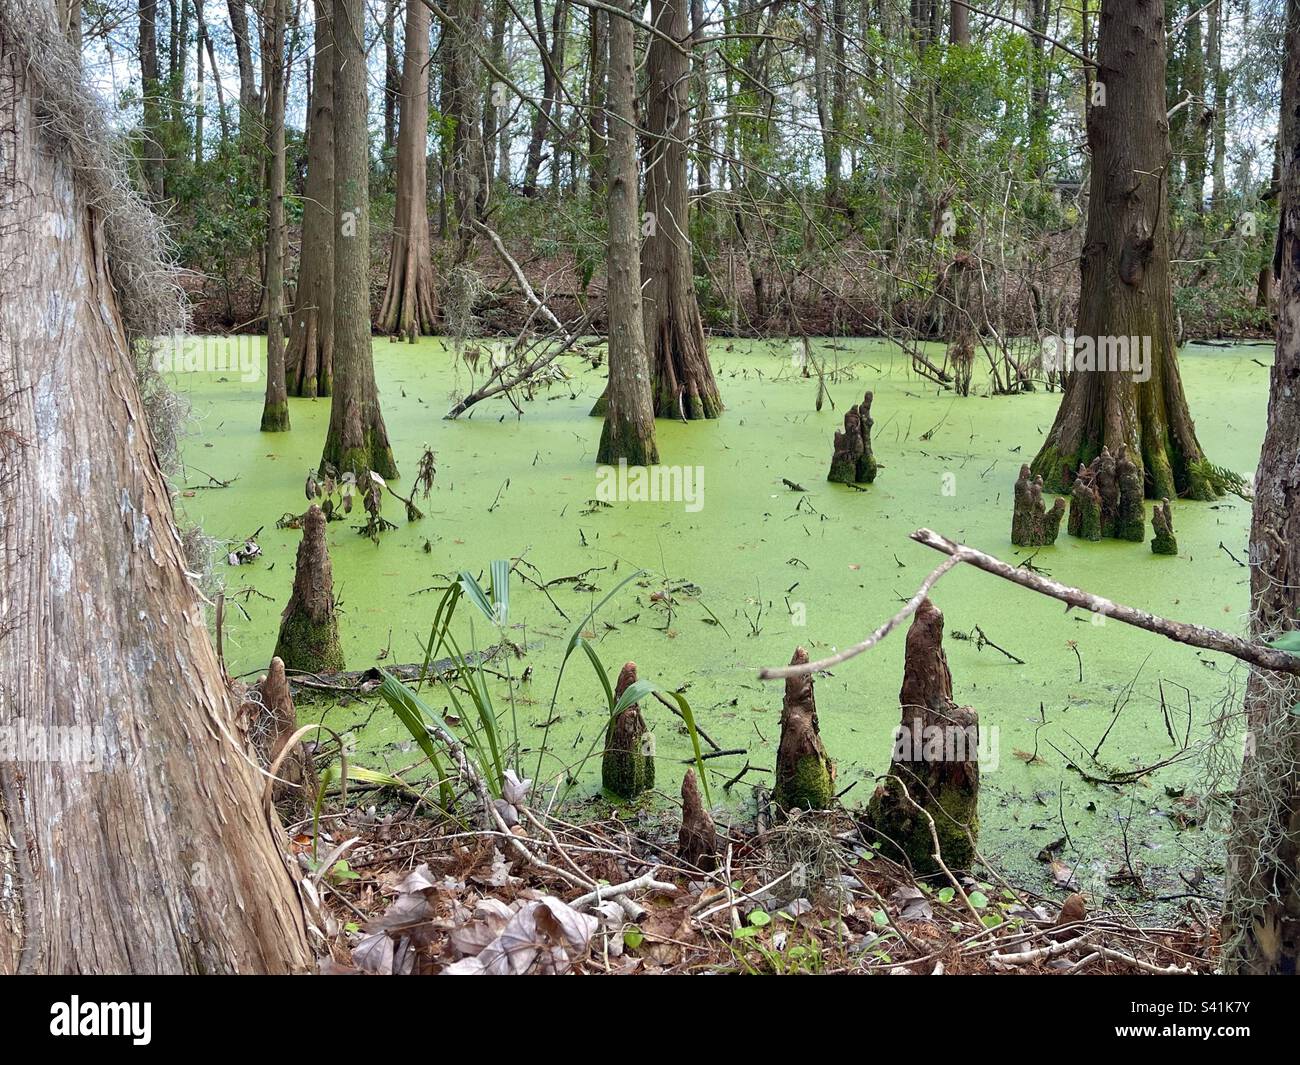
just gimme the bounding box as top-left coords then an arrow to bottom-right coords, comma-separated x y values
1222,0 -> 1300,976
0,15 -> 311,971
1182,9 -> 1207,212
598,0 -> 658,465
1030,0 -> 1216,502
286,0 -> 334,397
260,0 -> 290,431
322,0 -> 398,479
642,0 -> 722,419
441,0 -> 485,256
378,0 -> 438,340
586,6 -> 607,200
138,0 -> 164,198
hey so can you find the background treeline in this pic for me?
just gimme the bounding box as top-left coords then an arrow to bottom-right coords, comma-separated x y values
78,0 -> 1287,343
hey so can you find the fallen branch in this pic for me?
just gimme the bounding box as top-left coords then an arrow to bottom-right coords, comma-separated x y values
758,555 -> 962,679
472,219 -> 572,340
445,322 -> 589,419
444,219 -> 587,419
991,932 -> 1092,966
569,871 -> 676,920
910,528 -> 1299,673
759,529 -> 1300,679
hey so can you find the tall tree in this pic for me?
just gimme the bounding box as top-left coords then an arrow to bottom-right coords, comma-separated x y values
323,0 -> 398,478
585,4 -> 607,199
379,0 -> 438,339
642,0 -> 722,418
1208,0 -> 1227,207
1182,7 -> 1207,211
598,0 -> 658,465
1030,0 -> 1216,502
286,0 -> 335,397
138,0 -> 164,197
0,6 -> 310,973
949,0 -> 968,44
227,0 -> 259,130
383,0 -> 400,158
1223,0 -> 1300,975
194,0 -> 206,161
521,0 -> 568,197
484,0 -> 508,184
441,0 -> 486,255
260,0 -> 290,430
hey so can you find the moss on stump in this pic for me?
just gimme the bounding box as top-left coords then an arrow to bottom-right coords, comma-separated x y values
273,504 -> 346,673
602,662 -> 655,799
1067,446 -> 1146,544
1011,464 -> 1065,546
1151,498 -> 1177,555
865,599 -> 980,875
773,647 -> 835,812
827,392 -> 877,485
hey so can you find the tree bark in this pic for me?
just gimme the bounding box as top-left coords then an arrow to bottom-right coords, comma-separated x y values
1030,0 -> 1216,502
138,0 -> 164,198
598,0 -> 659,466
260,0 -> 290,430
323,0 -> 398,478
642,0 -> 722,418
379,0 -> 438,340
1222,0 -> 1300,976
227,0 -> 259,133
383,0 -> 400,162
439,0 -> 486,257
949,0 -> 968,44
521,0 -> 568,197
286,0 -> 335,397
0,28 -> 311,972
585,5 -> 607,199
1182,7 -> 1207,211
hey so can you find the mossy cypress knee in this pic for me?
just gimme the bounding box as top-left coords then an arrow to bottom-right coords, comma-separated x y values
774,647 -> 834,811
273,504 -> 345,673
678,768 -> 718,871
865,599 -> 980,874
1011,464 -> 1065,546
827,392 -> 878,485
1151,498 -> 1177,555
602,662 -> 655,799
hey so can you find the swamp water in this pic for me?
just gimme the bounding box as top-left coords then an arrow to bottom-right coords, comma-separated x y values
172,336 -> 1269,906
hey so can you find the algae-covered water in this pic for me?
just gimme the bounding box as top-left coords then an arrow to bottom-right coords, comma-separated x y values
171,335 -> 1269,906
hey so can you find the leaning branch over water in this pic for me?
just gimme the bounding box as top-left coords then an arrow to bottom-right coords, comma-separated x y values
759,528 -> 1300,679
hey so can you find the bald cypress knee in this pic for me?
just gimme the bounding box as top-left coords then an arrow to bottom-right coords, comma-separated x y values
866,599 -> 980,874
603,662 -> 655,799
274,504 -> 345,673
774,647 -> 834,811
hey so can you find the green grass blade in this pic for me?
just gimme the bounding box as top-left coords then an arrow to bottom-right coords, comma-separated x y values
490,559 -> 511,626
